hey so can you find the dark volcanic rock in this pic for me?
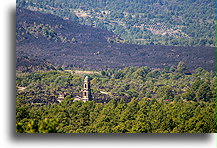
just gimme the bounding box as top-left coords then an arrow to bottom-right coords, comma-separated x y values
16,7 -> 216,71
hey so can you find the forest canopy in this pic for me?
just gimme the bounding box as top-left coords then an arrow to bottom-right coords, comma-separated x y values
16,64 -> 217,133
16,0 -> 216,47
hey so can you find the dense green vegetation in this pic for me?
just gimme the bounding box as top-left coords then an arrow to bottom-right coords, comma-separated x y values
16,98 -> 216,133
16,63 -> 216,133
16,0 -> 216,47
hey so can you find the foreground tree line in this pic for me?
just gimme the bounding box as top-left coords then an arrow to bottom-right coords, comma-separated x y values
16,63 -> 216,133
16,98 -> 216,133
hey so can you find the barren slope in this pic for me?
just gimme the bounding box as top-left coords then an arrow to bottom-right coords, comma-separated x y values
16,8 -> 216,71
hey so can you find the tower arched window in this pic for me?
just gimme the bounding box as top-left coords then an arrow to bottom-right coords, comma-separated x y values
84,83 -> 87,88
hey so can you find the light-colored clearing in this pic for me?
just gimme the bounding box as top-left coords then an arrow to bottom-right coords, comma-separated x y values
17,87 -> 26,91
65,70 -> 100,75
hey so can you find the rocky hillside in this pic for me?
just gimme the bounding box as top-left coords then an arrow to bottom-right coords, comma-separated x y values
16,8 -> 215,72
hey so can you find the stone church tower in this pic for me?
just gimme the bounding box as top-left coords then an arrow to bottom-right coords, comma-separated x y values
82,76 -> 91,102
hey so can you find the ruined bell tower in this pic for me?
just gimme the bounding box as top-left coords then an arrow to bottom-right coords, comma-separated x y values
82,76 -> 91,102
